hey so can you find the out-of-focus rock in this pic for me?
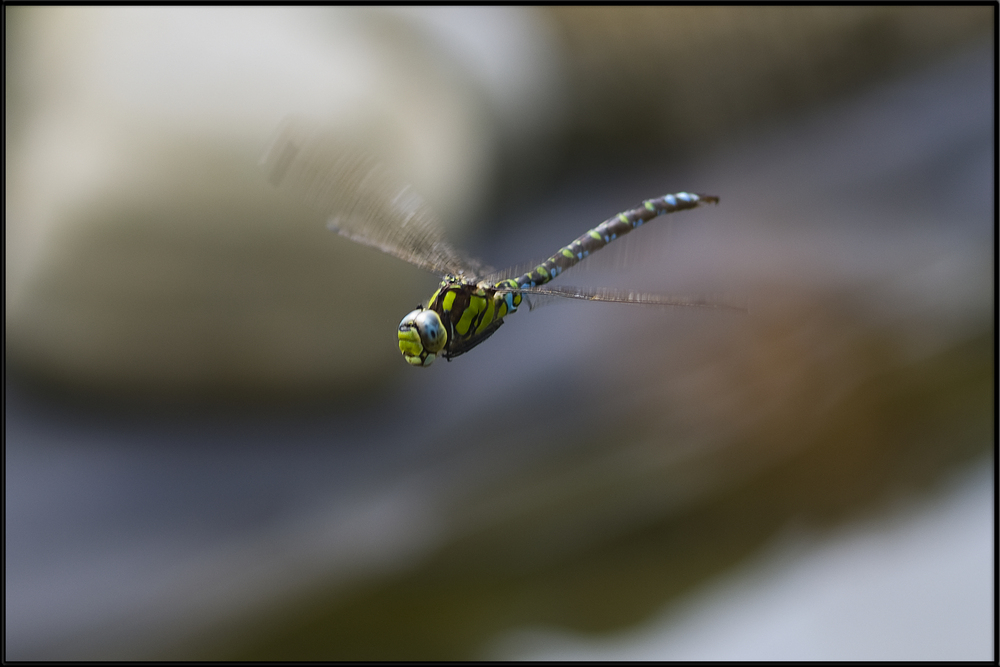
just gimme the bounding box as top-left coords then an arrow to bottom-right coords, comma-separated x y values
5,7 -> 558,400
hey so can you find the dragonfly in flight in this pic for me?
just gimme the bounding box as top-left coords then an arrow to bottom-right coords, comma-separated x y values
262,120 -> 743,367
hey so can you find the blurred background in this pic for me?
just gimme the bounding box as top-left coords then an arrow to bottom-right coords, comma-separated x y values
5,6 -> 994,660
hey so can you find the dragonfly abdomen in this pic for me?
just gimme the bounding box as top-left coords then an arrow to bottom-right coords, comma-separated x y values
510,192 -> 718,289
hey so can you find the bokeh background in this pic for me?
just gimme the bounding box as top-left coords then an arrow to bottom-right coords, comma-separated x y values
5,6 -> 994,660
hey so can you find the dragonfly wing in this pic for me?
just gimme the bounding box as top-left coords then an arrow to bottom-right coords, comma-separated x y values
495,284 -> 748,312
260,117 -> 488,279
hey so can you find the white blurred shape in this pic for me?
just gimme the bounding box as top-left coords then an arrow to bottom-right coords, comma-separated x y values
492,461 -> 994,661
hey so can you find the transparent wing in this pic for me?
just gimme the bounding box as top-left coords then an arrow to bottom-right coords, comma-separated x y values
260,117 -> 488,279
494,284 -> 748,312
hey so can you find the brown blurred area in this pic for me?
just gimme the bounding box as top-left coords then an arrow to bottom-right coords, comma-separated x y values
5,6 -> 994,661
200,295 -> 990,660
544,6 -> 989,156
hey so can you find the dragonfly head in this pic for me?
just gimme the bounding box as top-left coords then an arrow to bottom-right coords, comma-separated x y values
397,307 -> 447,367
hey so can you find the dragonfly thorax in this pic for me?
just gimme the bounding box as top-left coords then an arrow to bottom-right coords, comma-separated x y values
397,277 -> 522,367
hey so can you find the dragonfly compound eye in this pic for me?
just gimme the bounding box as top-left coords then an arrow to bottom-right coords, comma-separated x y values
413,309 -> 447,352
397,308 -> 447,366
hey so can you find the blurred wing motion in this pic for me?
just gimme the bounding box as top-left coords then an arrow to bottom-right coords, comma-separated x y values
260,117 -> 488,279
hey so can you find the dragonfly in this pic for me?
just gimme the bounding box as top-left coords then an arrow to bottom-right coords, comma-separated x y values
261,119 -> 743,367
